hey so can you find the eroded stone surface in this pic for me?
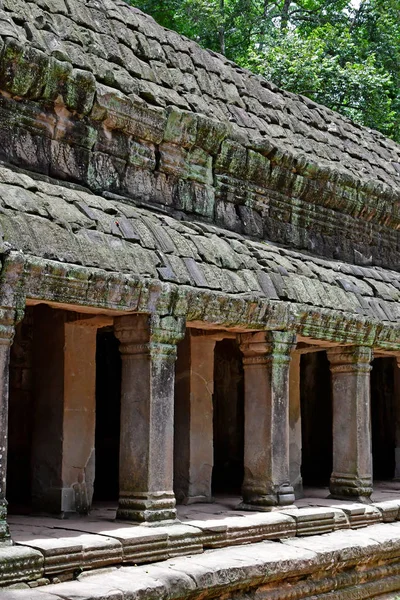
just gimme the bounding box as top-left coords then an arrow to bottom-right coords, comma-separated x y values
0,0 -> 397,270
0,545 -> 44,586
8,525 -> 400,599
0,163 -> 398,345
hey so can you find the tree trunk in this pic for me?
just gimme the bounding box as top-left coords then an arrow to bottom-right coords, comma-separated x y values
219,0 -> 226,55
281,0 -> 291,30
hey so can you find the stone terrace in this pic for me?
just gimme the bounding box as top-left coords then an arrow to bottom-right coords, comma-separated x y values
3,485 -> 400,593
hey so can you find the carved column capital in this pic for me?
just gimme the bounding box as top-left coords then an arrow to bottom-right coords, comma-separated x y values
0,306 -> 19,344
114,314 -> 186,361
327,346 -> 373,374
239,330 -> 297,366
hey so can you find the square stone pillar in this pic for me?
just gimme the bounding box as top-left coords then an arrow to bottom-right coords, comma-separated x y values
31,306 -> 101,515
393,358 -> 400,479
327,346 -> 373,502
114,314 -> 185,523
289,351 -> 303,498
174,330 -> 215,504
239,330 -> 297,510
0,307 -> 16,544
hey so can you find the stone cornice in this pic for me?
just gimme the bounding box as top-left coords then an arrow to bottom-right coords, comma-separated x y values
4,253 -> 400,352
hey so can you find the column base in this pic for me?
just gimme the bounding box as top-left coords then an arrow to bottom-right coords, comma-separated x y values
240,484 -> 295,511
117,491 -> 177,523
329,474 -> 373,503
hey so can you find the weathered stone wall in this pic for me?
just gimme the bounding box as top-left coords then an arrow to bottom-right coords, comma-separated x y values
0,0 -> 399,270
2,162 -> 400,352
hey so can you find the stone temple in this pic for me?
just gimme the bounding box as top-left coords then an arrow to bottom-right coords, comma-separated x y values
2,0 -> 400,597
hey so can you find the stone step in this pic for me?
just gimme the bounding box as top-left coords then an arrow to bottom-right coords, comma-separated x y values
5,523 -> 400,599
1,499 -> 399,589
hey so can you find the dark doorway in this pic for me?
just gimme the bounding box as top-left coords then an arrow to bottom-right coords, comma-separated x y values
371,357 -> 396,481
212,339 -> 244,494
7,309 -> 34,514
300,351 -> 333,486
93,328 -> 121,501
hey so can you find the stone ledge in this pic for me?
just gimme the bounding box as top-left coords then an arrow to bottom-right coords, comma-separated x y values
0,545 -> 43,586
3,498 -> 400,588
6,524 -> 400,598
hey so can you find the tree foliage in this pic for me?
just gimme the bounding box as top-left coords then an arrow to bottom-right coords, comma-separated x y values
131,0 -> 400,142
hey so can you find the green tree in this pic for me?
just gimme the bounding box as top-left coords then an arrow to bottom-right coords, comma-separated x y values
130,0 -> 400,141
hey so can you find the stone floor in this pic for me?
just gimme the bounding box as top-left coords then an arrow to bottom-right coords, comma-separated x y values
4,482 -> 400,590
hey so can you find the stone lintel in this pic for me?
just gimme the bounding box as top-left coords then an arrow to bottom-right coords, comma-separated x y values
327,345 -> 373,502
238,330 -> 297,510
114,313 -> 185,523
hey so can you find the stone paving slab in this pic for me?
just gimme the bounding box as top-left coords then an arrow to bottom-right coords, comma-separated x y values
12,524 -> 123,574
6,525 -> 400,599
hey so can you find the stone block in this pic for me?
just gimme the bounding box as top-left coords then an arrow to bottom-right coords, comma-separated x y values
332,503 -> 382,529
92,84 -> 166,144
225,512 -> 296,545
165,524 -> 204,558
332,508 -> 350,530
281,507 -> 336,536
0,546 -> 43,586
0,38 -> 49,99
215,141 -> 247,179
163,107 -> 197,149
162,541 -> 318,591
282,528 -> 382,564
97,526 -> 169,564
16,538 -> 83,576
80,536 -> 123,571
0,592 -> 59,600
188,512 -> 296,550
187,521 -> 228,549
139,564 -> 196,598
374,500 -> 400,522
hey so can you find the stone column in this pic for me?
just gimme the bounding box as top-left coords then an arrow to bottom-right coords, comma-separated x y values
289,351 -> 303,498
0,307 -> 16,544
174,330 -> 215,504
393,358 -> 400,479
31,306 -> 105,515
327,346 -> 373,502
114,314 -> 185,523
239,330 -> 297,510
